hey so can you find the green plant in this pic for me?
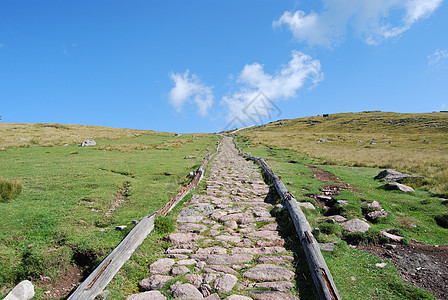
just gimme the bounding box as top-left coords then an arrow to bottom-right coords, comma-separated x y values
154,216 -> 176,235
0,177 -> 23,202
434,214 -> 448,229
343,229 -> 389,245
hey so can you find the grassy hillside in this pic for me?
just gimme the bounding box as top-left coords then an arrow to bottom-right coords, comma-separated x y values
239,111 -> 448,196
0,123 -> 218,298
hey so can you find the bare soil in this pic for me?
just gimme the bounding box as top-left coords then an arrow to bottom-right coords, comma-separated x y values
37,264 -> 83,299
305,165 -> 340,182
359,241 -> 448,299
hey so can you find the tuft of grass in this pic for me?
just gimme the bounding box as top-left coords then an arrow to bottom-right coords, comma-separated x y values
154,216 -> 176,235
434,214 -> 448,229
343,228 -> 389,245
0,177 -> 23,202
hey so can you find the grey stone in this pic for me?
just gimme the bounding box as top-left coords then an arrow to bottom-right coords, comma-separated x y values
171,266 -> 190,276
231,247 -> 286,254
177,259 -> 197,265
224,295 -> 252,300
203,273 -> 220,284
384,182 -> 415,192
224,220 -> 238,229
251,291 -> 298,300
167,233 -> 203,244
171,283 -> 203,299
199,284 -> 213,297
381,229 -> 404,242
116,225 -> 127,230
329,215 -> 347,223
204,293 -> 220,300
139,275 -> 173,291
81,139 -> 96,146
243,264 -> 295,281
253,281 -> 295,292
366,200 -> 382,209
184,156 -> 196,159
179,205 -> 215,217
343,219 -> 371,233
166,254 -> 189,259
214,274 -> 238,292
196,246 -> 227,255
177,223 -> 207,233
185,274 -> 203,288
336,200 -> 349,206
177,216 -> 204,223
374,169 -> 412,182
150,258 -> 175,274
215,235 -> 241,243
298,202 -> 315,209
190,254 -> 254,264
248,230 -> 280,240
367,210 -> 389,221
4,280 -> 35,300
204,265 -> 238,275
127,291 -> 167,300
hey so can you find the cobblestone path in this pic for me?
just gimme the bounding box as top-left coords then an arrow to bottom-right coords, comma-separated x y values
129,137 -> 298,300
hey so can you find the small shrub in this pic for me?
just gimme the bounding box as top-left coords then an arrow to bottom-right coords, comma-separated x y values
434,214 -> 448,229
343,228 -> 388,245
154,216 -> 175,235
318,222 -> 342,236
0,177 -> 23,202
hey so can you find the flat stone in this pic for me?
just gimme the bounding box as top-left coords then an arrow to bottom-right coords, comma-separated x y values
190,254 -> 254,265
166,248 -> 193,254
224,295 -> 252,300
196,246 -> 227,255
366,200 -> 382,209
208,230 -> 220,236
177,216 -> 204,223
167,233 -> 203,245
220,213 -> 253,222
255,240 -> 285,247
127,290 -> 167,300
179,205 -> 215,217
243,264 -> 295,281
171,265 -> 190,276
336,200 -> 349,206
171,283 -> 203,299
259,223 -> 279,231
177,259 -> 197,265
231,247 -> 286,254
298,202 -> 316,209
224,220 -> 238,229
210,211 -> 228,220
384,182 -> 415,192
367,210 -> 389,221
214,274 -> 238,292
216,235 -> 241,243
185,274 -> 203,288
203,273 -> 220,284
329,215 -> 347,223
177,223 -> 207,232
381,229 -> 404,242
204,293 -> 220,300
251,291 -> 298,300
204,265 -> 238,275
150,258 -> 175,274
253,281 -> 295,292
166,254 -> 189,259
374,169 -> 412,182
139,275 -> 173,291
247,230 -> 280,240
343,219 -> 371,233
116,225 -> 127,230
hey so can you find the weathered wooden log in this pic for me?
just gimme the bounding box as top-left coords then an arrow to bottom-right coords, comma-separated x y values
68,213 -> 156,300
233,138 -> 340,300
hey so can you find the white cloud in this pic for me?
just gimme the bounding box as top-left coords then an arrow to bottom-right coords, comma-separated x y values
168,70 -> 214,116
222,51 -> 323,125
428,49 -> 448,66
274,0 -> 443,47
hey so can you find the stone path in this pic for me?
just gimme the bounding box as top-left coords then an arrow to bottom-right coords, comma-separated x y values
128,137 -> 298,300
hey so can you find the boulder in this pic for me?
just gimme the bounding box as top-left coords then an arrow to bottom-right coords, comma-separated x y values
139,275 -> 173,291
149,258 -> 175,274
171,283 -> 203,299
384,182 -> 414,192
343,219 -> 371,233
243,264 -> 295,281
374,169 -> 412,182
127,291 -> 167,300
213,274 -> 238,292
4,280 -> 35,300
81,139 -> 96,147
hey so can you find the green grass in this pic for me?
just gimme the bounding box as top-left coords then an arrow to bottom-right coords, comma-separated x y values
0,128 -> 218,298
234,134 -> 440,299
0,177 -> 23,202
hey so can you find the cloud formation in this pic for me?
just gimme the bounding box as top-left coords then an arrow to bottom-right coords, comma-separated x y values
274,0 -> 443,47
222,51 -> 323,125
169,70 -> 214,116
428,48 -> 448,66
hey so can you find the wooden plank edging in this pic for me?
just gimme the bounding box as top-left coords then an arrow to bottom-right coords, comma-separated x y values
233,137 -> 341,300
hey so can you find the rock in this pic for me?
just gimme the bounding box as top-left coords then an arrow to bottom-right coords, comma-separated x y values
166,233 -> 203,244
366,200 -> 382,209
376,262 -> 388,268
224,220 -> 238,229
318,139 -> 328,143
243,264 -> 295,281
298,202 -> 315,209
319,243 -> 336,252
256,255 -> 294,265
204,265 -> 238,275
251,291 -> 298,299
116,225 -> 127,230
96,290 -> 110,299
253,281 -> 295,292
231,247 -> 286,254
317,195 -> 333,203
166,248 -> 193,254
215,235 -> 241,243
184,156 -> 196,159
204,293 -> 220,300
203,273 -> 220,284
247,230 -> 280,240
196,246 -> 227,255
384,244 -> 397,250
171,266 -> 190,276
329,215 -> 347,223
179,205 -> 215,217
150,258 -> 175,274
185,274 -> 203,288
343,219 -> 371,233
171,283 -> 203,299
4,280 -> 35,300
336,200 -> 349,206
214,274 -> 238,292
381,229 -> 404,242
374,169 -> 412,182
190,254 -> 253,265
177,259 -> 197,265
224,295 -> 253,300
167,254 -> 189,259
177,216 -> 204,223
367,210 -> 389,221
199,284 -> 213,297
81,139 -> 96,146
177,223 -> 207,233
384,182 -> 415,192
127,291 -> 167,300
139,275 -> 173,291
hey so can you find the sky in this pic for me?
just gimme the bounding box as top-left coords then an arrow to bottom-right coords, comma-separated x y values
1,0 -> 447,133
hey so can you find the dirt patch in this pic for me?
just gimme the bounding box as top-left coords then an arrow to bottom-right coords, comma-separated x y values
358,241 -> 448,299
37,264 -> 83,299
305,165 -> 340,182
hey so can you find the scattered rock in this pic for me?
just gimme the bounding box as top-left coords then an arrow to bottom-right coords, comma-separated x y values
381,229 -> 404,242
214,274 -> 238,292
171,283 -> 203,299
81,139 -> 96,147
318,139 -> 328,143
343,219 -> 371,233
184,156 -> 196,159
224,295 -> 252,300
251,291 -> 299,299
298,202 -> 315,210
115,225 -> 127,230
256,255 -> 294,265
150,258 -> 175,274
329,215 -> 347,223
139,275 -> 173,291
127,291 -> 167,300
367,210 -> 389,221
191,254 -> 253,265
204,293 -> 220,300
204,265 -> 238,275
4,280 -> 35,300
384,182 -> 415,192
172,265 -> 190,276
166,233 -> 203,244
336,200 -> 349,206
243,264 -> 295,281
374,169 -> 412,182
253,281 -> 295,292
199,284 -> 213,297
376,262 -> 388,268
366,200 -> 382,210
384,244 -> 397,250
185,274 -> 203,288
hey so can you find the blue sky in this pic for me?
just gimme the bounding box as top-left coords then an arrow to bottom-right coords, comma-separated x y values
1,1 -> 447,133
